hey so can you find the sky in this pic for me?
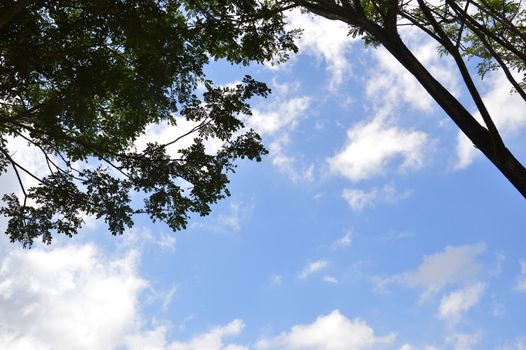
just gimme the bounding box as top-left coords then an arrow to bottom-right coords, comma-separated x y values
1,9 -> 526,350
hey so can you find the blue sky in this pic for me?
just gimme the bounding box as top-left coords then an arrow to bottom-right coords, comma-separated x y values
1,9 -> 526,350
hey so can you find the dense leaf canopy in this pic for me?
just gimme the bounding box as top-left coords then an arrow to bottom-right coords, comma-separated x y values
1,0 -> 525,247
0,0 -> 297,247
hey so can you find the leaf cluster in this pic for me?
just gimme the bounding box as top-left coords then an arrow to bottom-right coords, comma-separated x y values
0,0 -> 295,247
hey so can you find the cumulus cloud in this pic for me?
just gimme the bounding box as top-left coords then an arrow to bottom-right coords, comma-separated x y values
256,310 -> 395,350
299,260 -> 329,279
0,244 -> 146,350
0,242 -> 250,350
161,319 -> 247,350
342,185 -> 411,211
374,243 -> 486,300
328,116 -> 428,181
455,70 -> 526,169
438,282 -> 485,323
285,10 -> 357,90
249,97 -> 311,136
125,319 -> 248,350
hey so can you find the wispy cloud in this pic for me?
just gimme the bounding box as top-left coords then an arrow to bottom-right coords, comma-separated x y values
193,199 -> 254,234
515,260 -> 526,293
438,282 -> 485,324
299,260 -> 329,279
455,70 -> 526,169
285,10 -> 357,90
122,226 -> 176,251
332,232 -> 352,249
269,134 -> 315,183
342,185 -> 411,211
270,274 -> 283,286
373,243 -> 486,301
446,332 -> 481,350
323,275 -> 339,284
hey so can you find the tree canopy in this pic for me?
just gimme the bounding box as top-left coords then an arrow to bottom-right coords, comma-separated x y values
1,0 -> 525,247
0,0 -> 297,247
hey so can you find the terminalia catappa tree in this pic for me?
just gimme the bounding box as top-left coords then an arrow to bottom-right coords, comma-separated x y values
1,0 -> 525,246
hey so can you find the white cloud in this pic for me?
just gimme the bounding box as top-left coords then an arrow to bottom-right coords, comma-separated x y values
256,310 -> 395,350
299,260 -> 329,279
328,116 -> 428,181
285,10 -> 357,90
3,135 -> 62,202
366,39 -> 459,115
0,244 -> 146,350
164,319 -> 247,350
125,319 -> 247,350
515,260 -> 526,293
249,97 -> 311,136
136,118 -> 223,158
342,185 -> 411,211
269,134 -> 315,183
366,48 -> 433,114
398,345 -> 440,350
146,285 -> 178,313
374,243 -> 486,300
122,226 -> 176,251
323,275 -> 339,284
193,199 -> 254,233
249,96 -> 315,183
438,282 -> 485,323
446,332 -> 480,350
0,241 -> 250,350
455,132 -> 479,170
217,201 -> 245,232
455,70 -> 526,169
332,232 -> 352,249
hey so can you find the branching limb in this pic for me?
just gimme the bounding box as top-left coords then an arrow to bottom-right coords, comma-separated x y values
417,0 -> 507,161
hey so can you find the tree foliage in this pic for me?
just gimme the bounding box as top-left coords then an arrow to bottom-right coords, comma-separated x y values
1,0 -> 525,246
284,0 -> 526,197
0,0 -> 297,247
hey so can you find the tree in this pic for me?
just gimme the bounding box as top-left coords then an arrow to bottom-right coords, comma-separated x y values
155,0 -> 526,198
2,0 -> 525,247
279,0 -> 526,197
189,0 -> 526,196
0,0 -> 297,247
